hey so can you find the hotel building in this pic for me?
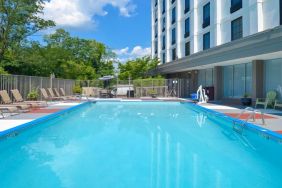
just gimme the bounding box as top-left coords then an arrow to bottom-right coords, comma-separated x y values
151,0 -> 282,101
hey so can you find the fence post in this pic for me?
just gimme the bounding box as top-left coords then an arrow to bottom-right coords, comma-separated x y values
40,77 -> 43,101
29,76 -> 32,92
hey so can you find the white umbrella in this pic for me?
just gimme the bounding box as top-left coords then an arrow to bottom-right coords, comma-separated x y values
98,75 -> 114,81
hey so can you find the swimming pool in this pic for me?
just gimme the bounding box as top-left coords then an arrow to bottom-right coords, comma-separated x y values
0,102 -> 281,188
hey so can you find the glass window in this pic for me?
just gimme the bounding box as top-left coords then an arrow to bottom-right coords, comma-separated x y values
162,17 -> 166,31
231,0 -> 242,6
230,0 -> 242,13
203,2 -> 210,28
231,17 -> 243,41
155,0 -> 158,6
172,48 -> 176,60
185,42 -> 190,56
172,7 -> 176,24
264,59 -> 282,99
155,40 -> 158,54
223,66 -> 234,97
172,28 -> 176,45
155,10 -> 158,22
162,35 -> 166,50
185,18 -> 190,38
206,69 -> 213,87
155,24 -> 158,38
171,0 -> 175,4
203,32 -> 210,50
162,0 -> 166,14
162,53 -> 166,64
246,63 -> 253,95
223,63 -> 253,98
185,0 -> 190,13
197,69 -> 213,87
198,70 -> 206,86
233,64 -> 245,97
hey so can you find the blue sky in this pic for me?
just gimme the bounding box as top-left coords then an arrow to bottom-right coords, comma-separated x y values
41,0 -> 152,62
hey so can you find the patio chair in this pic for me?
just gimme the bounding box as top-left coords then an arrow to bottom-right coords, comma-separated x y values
0,106 -> 19,118
46,88 -> 65,100
0,90 -> 30,111
53,88 -> 61,97
11,89 -> 47,107
255,90 -> 277,109
99,89 -> 110,98
59,88 -> 65,96
55,88 -> 77,100
274,100 -> 282,110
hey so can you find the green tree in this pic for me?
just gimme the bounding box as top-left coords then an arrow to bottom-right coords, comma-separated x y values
0,0 -> 55,61
118,57 -> 160,80
2,29 -> 115,80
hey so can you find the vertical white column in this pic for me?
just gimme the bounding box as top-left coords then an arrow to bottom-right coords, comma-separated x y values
215,0 -> 222,46
177,0 -> 184,58
191,0 -> 199,54
257,0 -> 264,32
157,0 -> 162,59
166,0 -> 172,62
151,0 -> 156,58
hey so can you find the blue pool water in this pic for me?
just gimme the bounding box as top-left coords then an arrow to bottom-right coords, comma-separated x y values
0,102 -> 281,188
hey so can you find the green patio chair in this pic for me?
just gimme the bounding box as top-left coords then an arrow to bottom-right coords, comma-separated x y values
255,90 -> 277,109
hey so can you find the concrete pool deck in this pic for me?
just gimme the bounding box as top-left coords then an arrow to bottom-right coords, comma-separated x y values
199,103 -> 282,134
0,102 -> 82,133
1,99 -> 282,136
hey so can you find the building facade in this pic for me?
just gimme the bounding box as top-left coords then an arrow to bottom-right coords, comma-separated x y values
152,0 -> 282,101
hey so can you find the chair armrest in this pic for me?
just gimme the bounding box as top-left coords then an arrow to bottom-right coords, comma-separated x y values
256,98 -> 265,102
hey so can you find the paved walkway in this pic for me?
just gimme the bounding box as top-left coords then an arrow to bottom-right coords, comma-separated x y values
199,103 -> 282,134
0,102 -> 82,133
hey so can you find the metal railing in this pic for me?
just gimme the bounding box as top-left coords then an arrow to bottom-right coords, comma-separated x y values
76,78 -> 191,98
0,74 -> 75,100
0,74 -> 193,100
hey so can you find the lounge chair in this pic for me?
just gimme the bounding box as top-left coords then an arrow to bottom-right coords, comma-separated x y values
0,90 -> 30,110
255,90 -> 277,109
60,88 -> 67,97
11,89 -> 47,107
40,88 -> 61,101
55,88 -> 77,100
0,106 -> 19,118
47,88 -> 65,100
53,88 -> 61,97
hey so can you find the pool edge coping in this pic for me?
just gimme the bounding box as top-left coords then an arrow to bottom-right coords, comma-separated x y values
187,102 -> 282,141
1,100 -> 281,142
0,102 -> 89,138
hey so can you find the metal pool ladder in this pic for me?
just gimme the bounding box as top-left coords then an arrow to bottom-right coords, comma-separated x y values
233,107 -> 265,134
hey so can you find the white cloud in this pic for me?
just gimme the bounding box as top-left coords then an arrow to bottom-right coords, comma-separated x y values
131,46 -> 151,57
113,47 -> 129,55
114,46 -> 151,63
42,0 -> 136,28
